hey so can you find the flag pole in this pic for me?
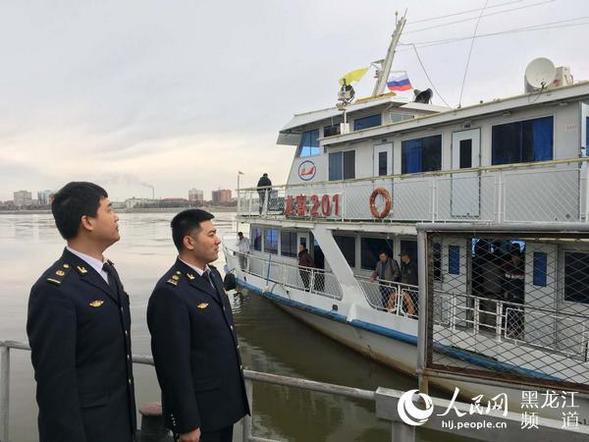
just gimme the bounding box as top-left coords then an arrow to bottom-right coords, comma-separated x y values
372,10 -> 407,97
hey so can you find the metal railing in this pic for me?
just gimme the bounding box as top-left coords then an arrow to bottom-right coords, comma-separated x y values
417,223 -> 589,395
225,248 -> 343,301
3,340 -> 589,442
356,276 -> 419,317
237,158 -> 589,224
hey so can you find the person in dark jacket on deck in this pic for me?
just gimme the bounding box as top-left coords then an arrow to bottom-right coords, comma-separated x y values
298,244 -> 314,290
256,173 -> 272,214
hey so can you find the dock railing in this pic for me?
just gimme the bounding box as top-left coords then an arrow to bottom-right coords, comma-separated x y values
3,339 -> 589,441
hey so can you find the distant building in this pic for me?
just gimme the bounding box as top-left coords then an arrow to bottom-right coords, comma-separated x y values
124,197 -> 154,209
14,190 -> 33,207
37,190 -> 54,206
211,189 -> 232,204
188,188 -> 204,203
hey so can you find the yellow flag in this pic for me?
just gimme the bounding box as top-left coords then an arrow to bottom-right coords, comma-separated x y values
338,67 -> 369,86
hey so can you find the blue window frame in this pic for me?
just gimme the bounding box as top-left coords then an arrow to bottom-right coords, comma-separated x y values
334,235 -> 356,267
402,135 -> 442,174
264,229 -> 279,254
586,116 -> 589,150
564,252 -> 589,304
298,129 -> 320,157
354,114 -> 382,131
492,116 -> 553,165
448,246 -> 460,275
328,150 -> 355,181
533,252 -> 547,287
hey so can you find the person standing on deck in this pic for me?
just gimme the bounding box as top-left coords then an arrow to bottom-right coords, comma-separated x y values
370,250 -> 400,311
236,231 -> 250,270
256,173 -> 272,214
27,182 -> 136,442
147,209 -> 249,442
297,244 -> 314,290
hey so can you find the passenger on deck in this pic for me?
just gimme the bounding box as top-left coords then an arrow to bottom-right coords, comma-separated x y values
399,252 -> 417,317
236,231 -> 250,270
370,250 -> 400,312
256,173 -> 272,214
298,244 -> 314,291
502,247 -> 526,338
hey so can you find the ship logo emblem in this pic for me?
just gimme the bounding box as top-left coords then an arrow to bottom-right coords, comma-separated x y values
298,160 -> 316,181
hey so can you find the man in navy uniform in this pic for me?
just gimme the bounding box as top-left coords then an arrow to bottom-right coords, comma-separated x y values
27,182 -> 136,442
147,209 -> 249,442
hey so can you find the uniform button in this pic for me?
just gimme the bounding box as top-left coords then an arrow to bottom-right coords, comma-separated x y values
124,330 -> 129,336
120,307 -> 124,313
128,378 -> 132,384
127,354 -> 131,360
236,344 -> 240,349
230,325 -> 234,330
240,365 -> 244,370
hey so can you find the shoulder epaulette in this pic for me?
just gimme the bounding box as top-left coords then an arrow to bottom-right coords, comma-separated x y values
46,262 -> 73,286
166,270 -> 183,287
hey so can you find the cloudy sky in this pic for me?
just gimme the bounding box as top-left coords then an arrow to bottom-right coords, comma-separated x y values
0,0 -> 587,201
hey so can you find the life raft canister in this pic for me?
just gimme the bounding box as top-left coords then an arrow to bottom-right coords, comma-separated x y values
369,187 -> 392,219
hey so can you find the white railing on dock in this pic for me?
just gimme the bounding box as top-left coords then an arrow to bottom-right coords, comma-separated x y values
237,158 -> 589,224
0,341 -> 589,442
2,340 -> 589,442
224,247 -> 343,301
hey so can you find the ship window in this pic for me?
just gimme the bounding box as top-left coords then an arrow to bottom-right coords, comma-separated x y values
448,245 -> 460,275
492,116 -> 553,165
460,139 -> 473,169
324,124 -> 341,137
280,231 -> 298,258
533,252 -> 547,287
298,129 -> 320,157
264,229 -> 279,254
564,252 -> 589,304
252,227 -> 262,251
378,151 -> 388,176
328,150 -> 355,180
354,114 -> 382,131
361,237 -> 394,270
402,135 -> 442,174
334,235 -> 356,267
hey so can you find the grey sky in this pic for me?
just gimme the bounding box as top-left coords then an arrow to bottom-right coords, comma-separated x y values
1,0 -> 587,201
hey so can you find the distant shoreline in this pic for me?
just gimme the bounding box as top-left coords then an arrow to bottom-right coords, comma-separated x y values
0,206 -> 237,215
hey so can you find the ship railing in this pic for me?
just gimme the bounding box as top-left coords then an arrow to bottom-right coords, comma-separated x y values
237,158 -> 589,224
3,341 -> 589,442
355,276 -> 419,318
224,246 -> 343,301
434,291 -> 589,362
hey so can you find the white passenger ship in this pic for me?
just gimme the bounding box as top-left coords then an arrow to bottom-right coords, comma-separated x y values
224,14 -> 589,418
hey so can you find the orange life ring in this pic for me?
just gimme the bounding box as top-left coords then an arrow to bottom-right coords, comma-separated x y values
369,187 -> 392,219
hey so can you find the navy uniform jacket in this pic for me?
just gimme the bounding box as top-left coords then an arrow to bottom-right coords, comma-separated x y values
27,249 -> 136,442
147,259 -> 250,434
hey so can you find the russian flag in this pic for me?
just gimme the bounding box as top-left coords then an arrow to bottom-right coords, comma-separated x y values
387,72 -> 412,92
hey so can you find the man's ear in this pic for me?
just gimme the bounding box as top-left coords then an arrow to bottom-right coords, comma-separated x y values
183,234 -> 195,251
80,215 -> 94,233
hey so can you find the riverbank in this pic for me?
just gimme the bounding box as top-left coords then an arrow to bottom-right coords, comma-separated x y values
0,206 -> 237,215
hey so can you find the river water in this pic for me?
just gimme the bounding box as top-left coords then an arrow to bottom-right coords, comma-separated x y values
0,211 -> 457,442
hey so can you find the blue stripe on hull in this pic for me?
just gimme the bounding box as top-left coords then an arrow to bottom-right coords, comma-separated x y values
237,279 -> 558,381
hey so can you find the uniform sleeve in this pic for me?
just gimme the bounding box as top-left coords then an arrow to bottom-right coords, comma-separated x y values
27,282 -> 87,442
147,286 -> 200,433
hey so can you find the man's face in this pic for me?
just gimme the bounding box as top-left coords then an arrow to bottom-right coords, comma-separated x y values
188,220 -> 220,265
401,255 -> 410,264
86,197 -> 120,245
379,253 -> 388,263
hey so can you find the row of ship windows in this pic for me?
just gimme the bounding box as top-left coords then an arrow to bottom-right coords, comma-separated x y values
300,115 -> 557,178
250,227 -> 589,304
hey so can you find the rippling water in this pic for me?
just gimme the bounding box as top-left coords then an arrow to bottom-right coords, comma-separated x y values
0,212 -> 456,442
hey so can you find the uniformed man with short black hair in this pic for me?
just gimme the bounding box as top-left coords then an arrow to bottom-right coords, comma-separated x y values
147,209 -> 249,442
27,181 -> 136,442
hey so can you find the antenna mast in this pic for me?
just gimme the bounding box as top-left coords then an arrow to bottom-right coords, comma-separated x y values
372,10 -> 407,97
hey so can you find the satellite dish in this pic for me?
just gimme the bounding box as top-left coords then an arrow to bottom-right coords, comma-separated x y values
414,88 -> 433,104
525,58 -> 556,89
